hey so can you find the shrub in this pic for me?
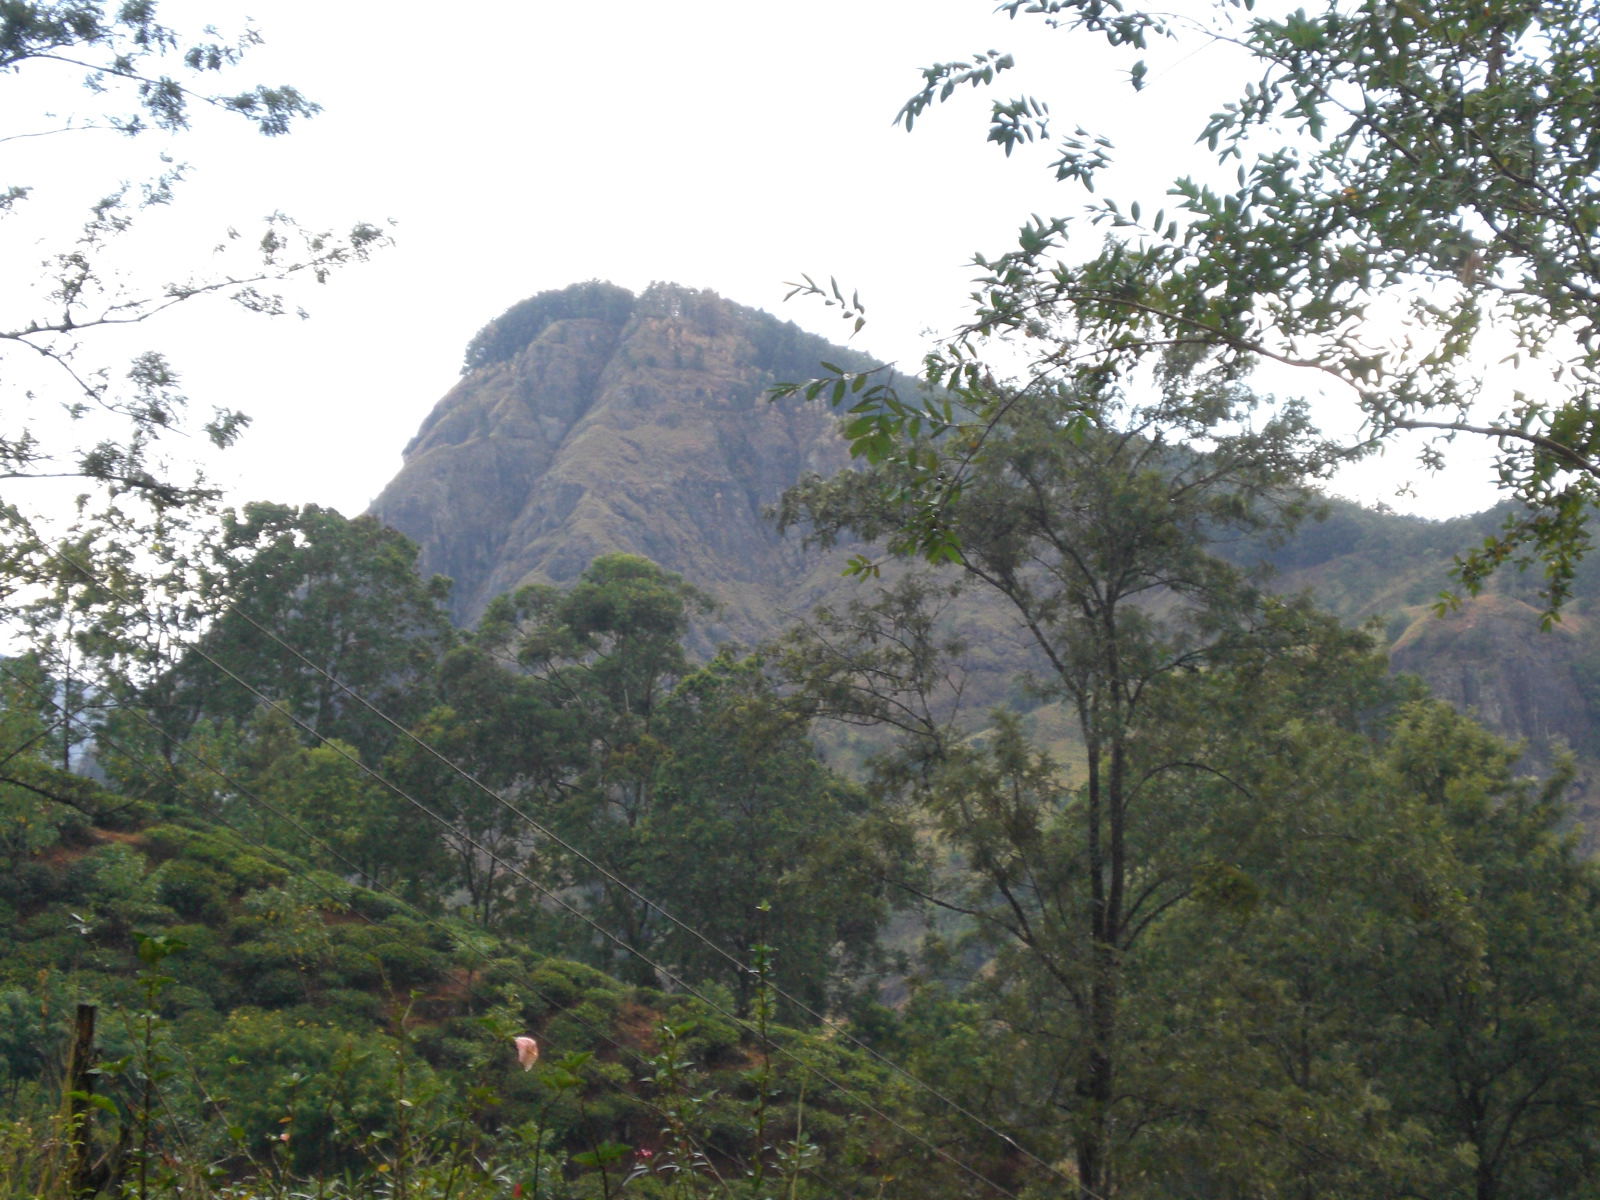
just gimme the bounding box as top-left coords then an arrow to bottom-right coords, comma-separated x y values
153,860 -> 231,922
141,823 -> 286,890
525,959 -> 622,1013
197,1010 -> 438,1177
248,968 -> 307,1008
367,940 -> 444,988
0,862 -> 60,911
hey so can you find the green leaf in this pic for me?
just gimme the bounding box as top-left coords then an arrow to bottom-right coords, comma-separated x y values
573,1141 -> 633,1168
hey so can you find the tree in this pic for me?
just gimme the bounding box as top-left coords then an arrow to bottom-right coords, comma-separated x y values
382,555 -> 711,942
170,704 -> 449,899
1367,701 -> 1600,1200
771,17 -> 1600,1180
0,655 -> 104,869
647,651 -> 890,1016
382,675 -> 564,929
781,377 -> 1344,1196
2,2 -> 383,622
782,372 -> 1600,1194
1111,697 -> 1600,1200
396,555 -> 899,1006
469,555 -> 710,971
116,504 -> 456,784
790,0 -> 1600,613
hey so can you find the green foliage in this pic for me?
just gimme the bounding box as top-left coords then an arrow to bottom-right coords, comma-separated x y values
150,860 -> 230,922
144,504 -> 456,766
0,764 -> 973,1197
197,1008 -> 432,1176
407,554 -> 711,950
172,707 -> 451,899
463,280 -> 638,372
39,666 -> 1599,1197
0,656 -> 122,852
68,843 -> 166,936
650,652 -> 892,1015
780,375 -> 1354,1192
874,0 -> 1600,612
0,985 -> 62,1103
778,344 -> 1600,1197
139,822 -> 286,890
407,554 -> 899,1012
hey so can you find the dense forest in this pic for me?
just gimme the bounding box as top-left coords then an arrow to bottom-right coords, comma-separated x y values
11,1 -> 1600,1199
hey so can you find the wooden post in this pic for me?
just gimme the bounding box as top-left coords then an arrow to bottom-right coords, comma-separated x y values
67,1002 -> 96,1197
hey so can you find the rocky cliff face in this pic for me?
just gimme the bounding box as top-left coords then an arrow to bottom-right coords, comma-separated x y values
370,282 -> 868,644
1391,594 -> 1593,750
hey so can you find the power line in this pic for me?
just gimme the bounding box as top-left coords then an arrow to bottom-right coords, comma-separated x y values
216,590 -> 1081,1193
0,659 -> 784,1197
21,556 -> 1035,1200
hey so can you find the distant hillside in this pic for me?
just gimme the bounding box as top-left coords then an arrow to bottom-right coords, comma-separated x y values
371,281 -> 1600,835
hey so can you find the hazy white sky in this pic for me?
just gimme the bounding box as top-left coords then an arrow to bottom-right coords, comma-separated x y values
7,0 -> 1499,523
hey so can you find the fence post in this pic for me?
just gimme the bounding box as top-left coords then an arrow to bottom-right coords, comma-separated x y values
67,1002 -> 97,1196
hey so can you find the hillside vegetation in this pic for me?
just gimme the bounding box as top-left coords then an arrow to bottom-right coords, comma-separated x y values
0,798 -> 940,1198
11,487 -> 1600,1198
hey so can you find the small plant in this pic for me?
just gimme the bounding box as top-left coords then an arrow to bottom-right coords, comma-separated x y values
554,1051 -> 631,1200
635,1020 -> 724,1199
90,932 -> 189,1200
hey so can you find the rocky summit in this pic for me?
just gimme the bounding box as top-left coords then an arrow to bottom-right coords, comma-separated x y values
370,281 -> 873,645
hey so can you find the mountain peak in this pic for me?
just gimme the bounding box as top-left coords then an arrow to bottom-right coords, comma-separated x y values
371,282 -> 869,637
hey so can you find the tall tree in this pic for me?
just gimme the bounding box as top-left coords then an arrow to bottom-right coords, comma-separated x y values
781,378 -> 1336,1196
382,651 -> 567,929
379,555 -> 712,941
785,381 -> 1600,1193
136,504 -> 456,772
648,651 -> 890,1016
481,554 -> 710,974
1369,701 -> 1600,1200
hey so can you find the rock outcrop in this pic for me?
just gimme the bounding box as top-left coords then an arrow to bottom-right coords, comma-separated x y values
371,282 -> 869,645
1390,593 -> 1592,751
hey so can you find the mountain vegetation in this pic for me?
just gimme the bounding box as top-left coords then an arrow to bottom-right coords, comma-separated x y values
0,547 -> 933,1198
11,1 -> 1600,1197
